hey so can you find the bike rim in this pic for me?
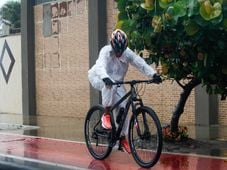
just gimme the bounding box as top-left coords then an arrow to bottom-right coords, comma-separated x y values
85,107 -> 111,159
130,108 -> 162,167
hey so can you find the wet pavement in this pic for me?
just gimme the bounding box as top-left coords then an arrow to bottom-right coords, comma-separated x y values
0,154 -> 80,170
0,132 -> 226,170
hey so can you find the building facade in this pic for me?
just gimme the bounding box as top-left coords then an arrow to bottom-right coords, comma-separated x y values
18,0 -> 227,140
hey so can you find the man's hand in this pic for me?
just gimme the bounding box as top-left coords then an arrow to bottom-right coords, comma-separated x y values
103,78 -> 114,88
152,73 -> 162,83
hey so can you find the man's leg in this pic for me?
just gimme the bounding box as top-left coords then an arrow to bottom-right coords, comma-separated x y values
101,86 -> 117,129
114,88 -> 131,154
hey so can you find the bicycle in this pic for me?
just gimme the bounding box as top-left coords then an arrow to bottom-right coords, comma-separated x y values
84,79 -> 163,168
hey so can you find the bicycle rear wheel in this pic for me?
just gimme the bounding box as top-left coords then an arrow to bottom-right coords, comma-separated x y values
129,106 -> 162,168
84,105 -> 112,160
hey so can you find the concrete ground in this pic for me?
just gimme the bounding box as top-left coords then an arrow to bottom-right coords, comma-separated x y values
0,133 -> 227,170
0,123 -> 226,169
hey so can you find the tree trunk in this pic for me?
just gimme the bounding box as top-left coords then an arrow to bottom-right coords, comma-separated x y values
171,79 -> 201,133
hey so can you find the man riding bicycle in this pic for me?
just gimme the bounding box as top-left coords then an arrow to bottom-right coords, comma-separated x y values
88,29 -> 161,154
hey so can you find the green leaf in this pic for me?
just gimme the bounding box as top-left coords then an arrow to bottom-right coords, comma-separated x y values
173,1 -> 187,18
120,20 -> 135,32
199,1 -> 222,21
210,14 -> 223,25
188,0 -> 200,17
140,1 -> 154,11
224,18 -> 227,30
195,15 -> 210,27
159,0 -> 174,9
184,20 -> 200,36
117,0 -> 127,12
118,11 -> 128,20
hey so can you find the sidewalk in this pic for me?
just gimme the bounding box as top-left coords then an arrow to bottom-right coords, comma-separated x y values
0,132 -> 227,170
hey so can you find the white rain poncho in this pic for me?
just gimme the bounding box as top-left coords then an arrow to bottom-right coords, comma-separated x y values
88,45 -> 156,136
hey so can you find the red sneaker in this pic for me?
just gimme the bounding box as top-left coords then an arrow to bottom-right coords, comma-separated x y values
120,137 -> 131,154
101,113 -> 112,129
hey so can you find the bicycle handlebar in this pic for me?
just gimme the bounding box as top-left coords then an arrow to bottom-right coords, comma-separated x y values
112,79 -> 159,86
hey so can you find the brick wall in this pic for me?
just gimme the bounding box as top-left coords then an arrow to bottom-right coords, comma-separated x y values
218,97 -> 227,125
34,0 -> 89,122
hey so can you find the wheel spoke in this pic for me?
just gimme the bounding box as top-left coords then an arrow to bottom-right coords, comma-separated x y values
84,105 -> 112,159
129,107 -> 162,168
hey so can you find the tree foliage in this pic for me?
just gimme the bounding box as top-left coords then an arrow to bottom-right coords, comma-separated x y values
116,0 -> 227,97
0,1 -> 21,29
116,0 -> 227,136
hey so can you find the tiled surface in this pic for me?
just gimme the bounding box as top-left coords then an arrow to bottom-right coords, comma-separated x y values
0,133 -> 226,170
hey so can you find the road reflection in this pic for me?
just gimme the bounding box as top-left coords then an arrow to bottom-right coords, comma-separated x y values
88,159 -> 111,170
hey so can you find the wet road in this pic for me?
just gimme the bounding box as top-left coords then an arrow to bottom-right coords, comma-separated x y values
0,154 -> 80,170
0,133 -> 227,169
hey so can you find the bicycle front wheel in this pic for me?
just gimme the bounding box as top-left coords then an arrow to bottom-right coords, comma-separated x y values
129,106 -> 162,168
84,105 -> 112,160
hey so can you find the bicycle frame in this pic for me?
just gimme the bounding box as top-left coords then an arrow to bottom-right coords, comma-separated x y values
109,83 -> 144,146
85,79 -> 162,168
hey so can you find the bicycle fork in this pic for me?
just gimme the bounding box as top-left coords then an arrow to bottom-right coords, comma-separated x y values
132,100 -> 151,140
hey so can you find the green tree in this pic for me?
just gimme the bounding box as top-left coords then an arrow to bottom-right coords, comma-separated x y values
116,0 -> 227,137
0,1 -> 21,29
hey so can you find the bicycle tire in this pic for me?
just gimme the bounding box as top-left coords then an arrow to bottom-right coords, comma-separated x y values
84,105 -> 112,160
129,106 -> 163,168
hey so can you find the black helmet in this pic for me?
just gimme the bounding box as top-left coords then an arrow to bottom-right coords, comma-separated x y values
110,29 -> 128,57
